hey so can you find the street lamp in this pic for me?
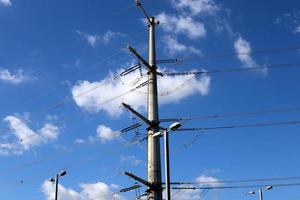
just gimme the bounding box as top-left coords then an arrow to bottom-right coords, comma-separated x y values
153,122 -> 182,200
245,186 -> 273,200
49,170 -> 67,200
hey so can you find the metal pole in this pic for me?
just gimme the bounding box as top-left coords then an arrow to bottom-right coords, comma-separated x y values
147,16 -> 162,200
55,174 -> 59,200
164,130 -> 171,200
259,188 -> 263,200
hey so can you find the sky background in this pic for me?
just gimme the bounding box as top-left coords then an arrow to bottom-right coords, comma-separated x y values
0,0 -> 300,199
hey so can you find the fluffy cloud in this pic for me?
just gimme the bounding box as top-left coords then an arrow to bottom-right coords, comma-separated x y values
0,68 -> 34,85
0,116 -> 59,156
234,36 -> 267,74
275,11 -> 300,35
97,125 -> 120,143
42,180 -> 125,200
156,12 -> 206,39
169,175 -> 221,199
75,124 -> 120,145
120,155 -> 143,166
71,66 -> 210,117
76,31 -> 99,47
77,30 -> 126,47
170,0 -> 219,16
163,35 -> 202,56
0,0 -> 12,7
295,25 -> 300,33
196,175 -> 221,187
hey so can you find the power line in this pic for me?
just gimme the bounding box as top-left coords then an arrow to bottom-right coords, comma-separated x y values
0,81 -> 150,177
0,29 -> 148,133
173,46 -> 300,63
163,62 -> 300,76
160,106 -> 300,122
176,120 -> 300,132
171,182 -> 300,190
170,176 -> 300,185
3,75 -> 149,144
0,137 -> 140,190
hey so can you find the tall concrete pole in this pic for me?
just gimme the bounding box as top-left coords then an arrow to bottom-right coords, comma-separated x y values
147,16 -> 162,200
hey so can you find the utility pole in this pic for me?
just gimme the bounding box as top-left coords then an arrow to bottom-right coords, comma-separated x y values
55,174 -> 59,200
122,1 -> 163,199
126,1 -> 162,199
258,188 -> 263,200
49,170 -> 67,200
147,16 -> 162,200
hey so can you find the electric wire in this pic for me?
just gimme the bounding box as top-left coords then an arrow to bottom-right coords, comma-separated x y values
0,28 -> 148,133
160,107 -> 300,122
0,80 -> 150,180
163,62 -> 300,76
200,189 -> 209,199
3,73 -> 150,144
170,176 -> 300,185
175,46 -> 300,63
171,182 -> 300,190
176,120 -> 300,132
1,138 -> 140,190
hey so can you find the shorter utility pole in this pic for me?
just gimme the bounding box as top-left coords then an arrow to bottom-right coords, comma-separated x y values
259,188 -> 263,200
49,170 -> 67,200
153,122 -> 181,200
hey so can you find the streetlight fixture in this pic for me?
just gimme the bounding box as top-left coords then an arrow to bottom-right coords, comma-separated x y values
153,122 -> 182,200
49,170 -> 67,200
245,186 -> 273,200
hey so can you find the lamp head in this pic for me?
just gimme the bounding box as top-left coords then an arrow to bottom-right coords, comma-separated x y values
59,170 -> 67,177
153,131 -> 163,138
49,178 -> 55,183
265,186 -> 273,191
246,191 -> 256,195
169,122 -> 181,131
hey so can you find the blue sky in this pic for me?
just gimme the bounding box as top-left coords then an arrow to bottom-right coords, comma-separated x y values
1,0 -> 300,199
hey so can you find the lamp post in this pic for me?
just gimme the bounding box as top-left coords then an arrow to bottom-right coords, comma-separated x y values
246,186 -> 273,200
153,122 -> 181,200
49,170 -> 67,200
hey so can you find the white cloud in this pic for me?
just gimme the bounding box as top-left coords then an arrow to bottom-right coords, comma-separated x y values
40,124 -> 59,140
196,175 -> 221,187
46,114 -> 59,121
156,12 -> 206,39
0,116 -> 59,156
97,125 -> 120,143
163,35 -> 202,56
295,25 -> 300,33
42,180 -> 125,200
234,36 -> 267,74
120,155 -> 143,166
77,31 -> 99,47
0,68 -> 33,85
77,30 -> 126,47
103,31 -> 127,43
168,174 -> 221,199
170,0 -> 219,16
74,138 -> 86,145
74,125 -> 119,145
71,66 -> 210,117
0,0 -> 12,7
